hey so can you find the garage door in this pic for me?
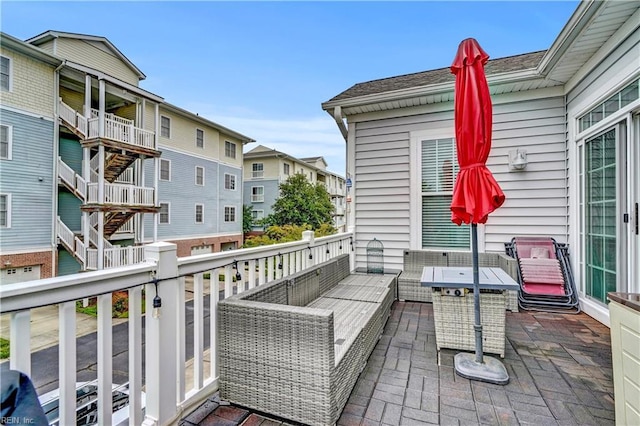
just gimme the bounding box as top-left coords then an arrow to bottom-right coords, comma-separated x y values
191,245 -> 213,255
1,265 -> 41,285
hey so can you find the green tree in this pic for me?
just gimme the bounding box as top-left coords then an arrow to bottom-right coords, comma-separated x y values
265,173 -> 335,230
242,205 -> 254,234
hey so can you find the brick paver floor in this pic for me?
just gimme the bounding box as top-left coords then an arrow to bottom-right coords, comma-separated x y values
182,301 -> 615,425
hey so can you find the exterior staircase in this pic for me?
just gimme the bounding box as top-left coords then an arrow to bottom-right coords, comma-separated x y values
56,99 -> 157,271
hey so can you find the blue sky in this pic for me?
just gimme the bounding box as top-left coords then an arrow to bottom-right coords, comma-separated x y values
2,1 -> 579,174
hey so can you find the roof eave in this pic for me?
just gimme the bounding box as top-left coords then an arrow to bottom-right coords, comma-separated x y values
162,102 -> 255,144
537,0 -> 604,76
26,30 -> 147,81
0,32 -> 62,67
322,68 -> 540,112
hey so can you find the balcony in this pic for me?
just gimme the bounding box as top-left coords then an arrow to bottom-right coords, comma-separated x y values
86,182 -> 155,207
59,99 -> 157,152
0,231 -> 616,425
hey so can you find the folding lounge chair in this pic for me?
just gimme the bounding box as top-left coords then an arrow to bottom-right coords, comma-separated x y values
505,237 -> 580,313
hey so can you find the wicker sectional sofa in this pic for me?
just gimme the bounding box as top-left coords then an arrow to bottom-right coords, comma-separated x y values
218,254 -> 397,426
398,250 -> 519,311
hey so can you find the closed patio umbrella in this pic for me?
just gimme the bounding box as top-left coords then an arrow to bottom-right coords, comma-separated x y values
450,38 -> 507,384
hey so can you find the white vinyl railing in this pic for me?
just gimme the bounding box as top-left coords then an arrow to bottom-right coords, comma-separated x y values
0,231 -> 354,426
115,217 -> 134,234
58,158 -> 86,200
56,217 -> 86,264
87,116 -> 156,150
60,100 -> 155,150
86,245 -> 144,270
87,183 -> 155,207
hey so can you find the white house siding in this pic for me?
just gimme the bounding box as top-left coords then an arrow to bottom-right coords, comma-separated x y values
350,91 -> 568,269
0,108 -> 55,250
0,47 -> 55,117
50,38 -> 140,86
565,25 -> 640,306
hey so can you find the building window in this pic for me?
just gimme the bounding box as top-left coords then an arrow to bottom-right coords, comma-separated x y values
0,125 -> 11,160
225,141 -> 236,159
0,56 -> 10,92
159,203 -> 169,224
160,116 -> 171,138
283,163 -> 290,175
224,173 -> 236,190
421,138 -> 469,249
252,209 -> 264,221
252,163 -> 264,178
309,172 -> 313,180
0,194 -> 10,228
196,129 -> 204,148
251,186 -> 264,203
579,78 -> 639,132
195,166 -> 204,186
160,159 -> 171,181
224,206 -> 236,222
195,204 -> 204,224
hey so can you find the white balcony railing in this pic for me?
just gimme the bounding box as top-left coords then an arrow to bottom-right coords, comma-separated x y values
86,245 -> 145,270
0,231 -> 353,426
59,99 -> 156,150
251,195 -> 265,203
87,183 -> 155,207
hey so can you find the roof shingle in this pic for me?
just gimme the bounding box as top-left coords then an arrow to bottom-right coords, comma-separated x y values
327,50 -> 546,102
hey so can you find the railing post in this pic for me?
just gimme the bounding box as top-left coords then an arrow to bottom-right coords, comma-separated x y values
302,230 -> 315,267
143,242 -> 179,426
9,311 -> 30,375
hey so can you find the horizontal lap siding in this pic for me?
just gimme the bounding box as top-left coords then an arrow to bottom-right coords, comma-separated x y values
55,39 -> 140,86
351,95 -> 568,269
0,109 -> 55,249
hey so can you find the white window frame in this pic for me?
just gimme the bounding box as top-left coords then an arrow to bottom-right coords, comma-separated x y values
196,128 -> 204,148
252,209 -> 264,221
158,202 -> 170,224
1,56 -> 12,92
160,115 -> 171,138
0,124 -> 12,160
224,205 -> 236,222
159,159 -> 171,181
225,141 -> 236,159
195,166 -> 205,186
410,129 -> 480,250
0,193 -> 11,228
251,186 -> 264,203
283,163 -> 290,175
224,173 -> 236,190
252,163 -> 264,178
195,203 -> 204,224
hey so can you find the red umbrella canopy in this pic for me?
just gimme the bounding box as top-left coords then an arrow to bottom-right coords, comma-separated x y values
450,38 -> 505,225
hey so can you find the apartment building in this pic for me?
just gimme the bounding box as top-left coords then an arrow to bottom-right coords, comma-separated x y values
242,145 -> 346,231
0,31 -> 253,282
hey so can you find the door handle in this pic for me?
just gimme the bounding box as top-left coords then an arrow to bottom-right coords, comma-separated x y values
635,202 -> 639,235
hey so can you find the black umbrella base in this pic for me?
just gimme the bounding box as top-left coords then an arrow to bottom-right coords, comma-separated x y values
454,352 -> 509,385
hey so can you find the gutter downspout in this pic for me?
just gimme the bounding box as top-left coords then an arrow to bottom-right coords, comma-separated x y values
332,106 -> 348,142
52,60 -> 65,277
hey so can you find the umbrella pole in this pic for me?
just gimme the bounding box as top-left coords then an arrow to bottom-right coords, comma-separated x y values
454,223 -> 509,385
471,223 -> 484,364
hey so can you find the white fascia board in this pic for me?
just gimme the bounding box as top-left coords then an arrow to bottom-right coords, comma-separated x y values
323,69 -> 541,114
537,0 -> 604,77
64,61 -> 163,103
564,6 -> 640,94
0,32 -> 62,67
